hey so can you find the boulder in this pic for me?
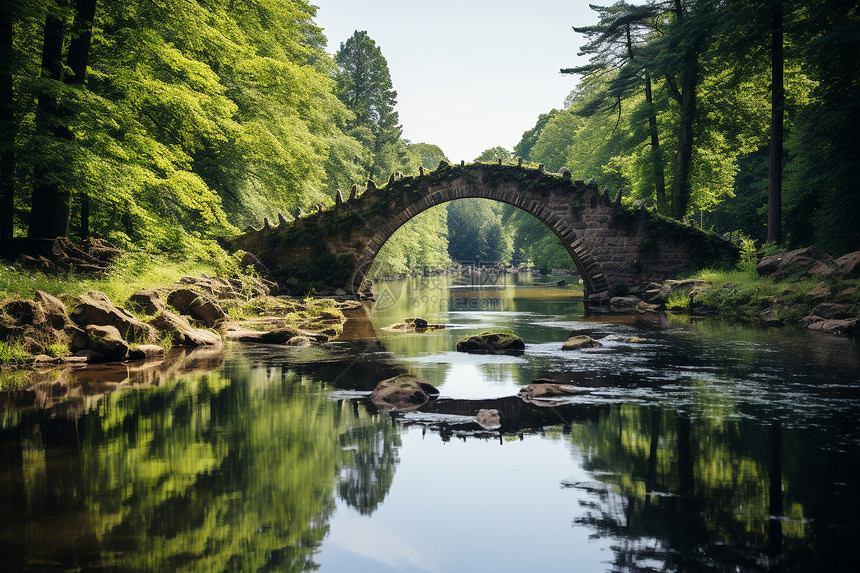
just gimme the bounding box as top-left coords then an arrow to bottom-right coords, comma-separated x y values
811,302 -> 853,320
166,288 -> 227,327
836,286 -> 857,301
636,301 -> 660,313
601,334 -> 623,342
805,318 -> 859,337
149,310 -> 221,347
757,247 -> 835,279
805,282 -> 832,300
586,290 -> 611,306
835,251 -> 860,278
81,324 -> 129,360
70,291 -> 158,343
2,299 -> 47,329
34,290 -> 69,329
405,317 -> 429,328
456,332 -> 525,354
369,374 -> 439,412
610,296 -> 642,311
126,289 -> 165,315
798,315 -> 824,329
0,313 -> 24,339
128,344 -> 165,361
476,409 -> 501,430
561,335 -> 602,350
189,297 -> 227,327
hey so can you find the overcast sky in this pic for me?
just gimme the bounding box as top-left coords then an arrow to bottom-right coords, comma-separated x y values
314,0 -> 608,163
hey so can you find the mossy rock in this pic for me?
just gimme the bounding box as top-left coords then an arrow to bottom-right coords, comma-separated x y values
369,374 -> 439,412
456,332 -> 525,354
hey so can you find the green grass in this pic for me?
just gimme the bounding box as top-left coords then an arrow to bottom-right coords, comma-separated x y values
45,342 -> 70,357
0,250 -> 222,303
676,266 -> 858,321
0,339 -> 28,365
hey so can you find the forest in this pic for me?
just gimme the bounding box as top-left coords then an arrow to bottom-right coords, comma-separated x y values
1,0 -> 858,277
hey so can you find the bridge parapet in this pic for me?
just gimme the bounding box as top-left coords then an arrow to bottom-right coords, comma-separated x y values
223,163 -> 737,297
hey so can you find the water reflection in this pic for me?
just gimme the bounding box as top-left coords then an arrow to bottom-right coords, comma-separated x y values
0,274 -> 858,571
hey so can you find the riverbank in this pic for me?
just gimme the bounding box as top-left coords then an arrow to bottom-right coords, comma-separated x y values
594,247 -> 860,337
0,260 -> 354,377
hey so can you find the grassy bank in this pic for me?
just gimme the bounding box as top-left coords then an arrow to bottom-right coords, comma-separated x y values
0,250 -> 232,303
666,266 -> 860,324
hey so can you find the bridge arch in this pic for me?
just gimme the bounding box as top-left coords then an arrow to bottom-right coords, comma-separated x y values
224,163 -> 736,300
351,187 -> 607,295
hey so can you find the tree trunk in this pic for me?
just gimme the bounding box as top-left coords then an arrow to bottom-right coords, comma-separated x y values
0,1 -> 14,241
28,0 -> 97,241
66,0 -> 97,240
645,73 -> 668,214
767,0 -> 784,244
670,58 -> 698,220
28,4 -> 70,239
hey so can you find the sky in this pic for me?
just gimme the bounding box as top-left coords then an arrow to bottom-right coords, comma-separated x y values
314,0 -> 609,163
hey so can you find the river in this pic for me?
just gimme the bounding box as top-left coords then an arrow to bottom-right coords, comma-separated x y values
1,272 -> 858,572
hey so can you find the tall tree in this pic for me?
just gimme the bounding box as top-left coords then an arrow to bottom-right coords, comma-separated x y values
659,0 -> 712,220
767,0 -> 784,244
66,0 -> 96,239
563,1 -> 668,213
335,30 -> 402,179
28,0 -> 71,239
0,0 -> 14,241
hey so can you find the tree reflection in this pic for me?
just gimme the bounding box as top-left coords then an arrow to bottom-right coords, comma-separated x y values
337,406 -> 401,515
565,404 -> 826,572
0,360 -> 403,572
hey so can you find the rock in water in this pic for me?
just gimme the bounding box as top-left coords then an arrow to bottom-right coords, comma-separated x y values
561,335 -> 602,350
456,332 -> 525,354
370,374 -> 439,412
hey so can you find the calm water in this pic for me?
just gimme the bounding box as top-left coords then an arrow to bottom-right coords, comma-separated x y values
1,272 -> 859,572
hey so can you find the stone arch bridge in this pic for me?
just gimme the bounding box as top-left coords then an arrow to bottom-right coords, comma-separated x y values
223,162 -> 736,299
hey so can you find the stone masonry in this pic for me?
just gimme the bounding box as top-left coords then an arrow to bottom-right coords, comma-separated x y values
223,163 -> 736,298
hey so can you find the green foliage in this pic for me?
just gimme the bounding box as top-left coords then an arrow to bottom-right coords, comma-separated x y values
7,0 -> 376,253
0,338 -> 28,365
335,30 -> 402,181
45,342 -> 69,357
372,205 -> 450,276
474,147 -> 514,164
447,199 -> 512,264
738,237 -> 758,272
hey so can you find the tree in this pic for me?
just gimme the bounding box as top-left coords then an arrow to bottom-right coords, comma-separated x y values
407,142 -> 448,171
474,146 -> 513,163
563,1 -> 668,212
28,0 -> 72,239
514,109 -> 560,162
335,30 -> 402,179
0,0 -> 14,240
655,0 -> 716,220
783,0 -> 860,254
767,0 -> 784,244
